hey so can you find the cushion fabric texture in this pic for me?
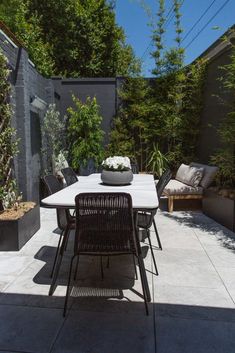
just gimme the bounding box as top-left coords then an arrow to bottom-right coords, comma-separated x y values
190,163 -> 218,189
175,164 -> 204,187
164,180 -> 203,195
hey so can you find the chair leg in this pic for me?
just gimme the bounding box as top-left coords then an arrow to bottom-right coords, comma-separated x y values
147,231 -> 159,276
137,255 -> 149,315
63,255 -> 76,317
49,224 -> 70,296
153,218 -> 162,250
132,254 -> 138,280
73,255 -> 80,280
50,230 -> 64,278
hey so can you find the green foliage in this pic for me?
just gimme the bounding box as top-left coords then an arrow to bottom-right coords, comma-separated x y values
149,0 -> 185,170
0,0 -> 139,77
181,59 -> 207,164
67,95 -> 104,170
151,0 -> 166,77
211,35 -> 235,187
108,76 -> 151,170
0,0 -> 55,77
108,1 -> 206,174
0,50 -> 19,209
108,116 -> 135,159
146,144 -> 168,177
41,104 -> 66,174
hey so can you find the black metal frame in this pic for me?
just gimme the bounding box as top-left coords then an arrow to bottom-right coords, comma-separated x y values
42,175 -> 75,277
137,169 -> 172,275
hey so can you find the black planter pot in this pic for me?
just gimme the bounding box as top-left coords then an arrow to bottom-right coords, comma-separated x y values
202,189 -> 235,232
0,205 -> 40,251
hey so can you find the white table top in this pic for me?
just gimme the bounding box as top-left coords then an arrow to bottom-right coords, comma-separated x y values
41,173 -> 159,210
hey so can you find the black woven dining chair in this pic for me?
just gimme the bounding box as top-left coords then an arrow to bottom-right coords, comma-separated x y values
63,192 -> 149,316
137,168 -> 172,274
61,167 -> 78,186
43,175 -> 75,279
131,163 -> 139,174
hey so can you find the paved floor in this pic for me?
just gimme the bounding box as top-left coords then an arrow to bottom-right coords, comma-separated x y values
0,208 -> 235,353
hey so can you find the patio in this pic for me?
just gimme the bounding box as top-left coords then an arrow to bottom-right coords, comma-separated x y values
0,207 -> 235,353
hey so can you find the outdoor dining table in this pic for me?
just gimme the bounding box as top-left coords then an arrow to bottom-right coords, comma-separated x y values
41,173 -> 159,301
41,173 -> 159,210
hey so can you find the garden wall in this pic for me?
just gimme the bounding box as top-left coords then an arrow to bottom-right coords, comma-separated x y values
0,30 -> 54,203
197,35 -> 233,164
52,77 -> 118,146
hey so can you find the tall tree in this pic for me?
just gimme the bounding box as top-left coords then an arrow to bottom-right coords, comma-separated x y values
0,0 -> 55,76
108,76 -> 151,170
0,0 -> 139,77
150,0 -> 186,170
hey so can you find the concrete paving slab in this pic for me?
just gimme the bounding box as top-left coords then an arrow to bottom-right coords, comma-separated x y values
1,208 -> 235,353
154,284 -> 235,308
51,309 -> 155,353
0,255 -> 34,276
0,305 -> 64,353
154,262 -> 223,288
155,315 -> 235,353
204,245 -> 235,268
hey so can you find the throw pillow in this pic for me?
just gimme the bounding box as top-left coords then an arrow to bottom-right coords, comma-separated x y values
176,164 -> 204,187
190,163 -> 218,189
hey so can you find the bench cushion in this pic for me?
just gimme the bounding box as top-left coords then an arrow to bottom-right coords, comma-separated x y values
190,163 -> 218,189
175,164 -> 204,187
164,179 -> 203,195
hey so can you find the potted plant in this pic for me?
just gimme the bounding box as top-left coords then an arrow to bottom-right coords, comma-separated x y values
101,156 -> 133,185
0,50 -> 40,250
67,95 -> 104,175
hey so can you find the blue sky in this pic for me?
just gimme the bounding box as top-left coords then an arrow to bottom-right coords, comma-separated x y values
115,0 -> 235,76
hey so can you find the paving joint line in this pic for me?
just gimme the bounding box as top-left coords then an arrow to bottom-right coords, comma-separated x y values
192,228 -> 235,306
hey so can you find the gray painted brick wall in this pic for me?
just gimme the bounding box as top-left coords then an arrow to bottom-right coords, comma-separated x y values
0,33 -> 54,203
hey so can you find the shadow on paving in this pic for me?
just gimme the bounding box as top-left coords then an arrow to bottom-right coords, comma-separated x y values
162,211 -> 235,251
0,290 -> 235,353
32,243 -> 151,289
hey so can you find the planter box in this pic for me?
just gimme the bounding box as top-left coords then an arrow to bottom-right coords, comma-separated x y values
0,205 -> 40,251
202,189 -> 235,232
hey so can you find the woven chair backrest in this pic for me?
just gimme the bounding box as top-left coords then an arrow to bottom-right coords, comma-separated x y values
61,167 -> 78,186
43,174 -> 69,230
156,169 -> 172,198
74,193 -> 137,255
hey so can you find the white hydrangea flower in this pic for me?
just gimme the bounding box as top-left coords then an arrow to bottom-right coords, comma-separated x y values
102,156 -> 131,171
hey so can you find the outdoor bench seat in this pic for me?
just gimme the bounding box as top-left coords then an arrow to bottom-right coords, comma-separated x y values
160,162 -> 218,212
163,180 -> 203,212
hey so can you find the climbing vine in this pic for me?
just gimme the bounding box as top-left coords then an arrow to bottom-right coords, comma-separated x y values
211,32 -> 235,187
0,51 -> 19,209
